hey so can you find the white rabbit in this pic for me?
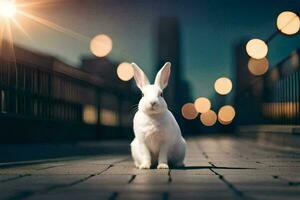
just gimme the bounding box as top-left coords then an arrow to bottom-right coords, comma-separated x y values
130,62 -> 186,170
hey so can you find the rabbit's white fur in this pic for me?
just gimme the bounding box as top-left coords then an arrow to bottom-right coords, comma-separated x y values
131,62 -> 186,169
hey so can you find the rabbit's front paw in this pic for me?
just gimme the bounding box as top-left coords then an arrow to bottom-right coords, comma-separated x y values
139,162 -> 151,170
157,163 -> 169,169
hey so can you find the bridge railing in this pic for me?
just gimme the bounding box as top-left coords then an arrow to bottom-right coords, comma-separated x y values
237,49 -> 300,125
0,44 -> 137,141
262,50 -> 300,124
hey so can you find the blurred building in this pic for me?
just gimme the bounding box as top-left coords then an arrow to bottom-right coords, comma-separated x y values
234,38 -> 300,126
81,57 -> 138,129
155,17 -> 194,133
156,18 -> 181,114
233,38 -> 265,125
0,41 -> 137,143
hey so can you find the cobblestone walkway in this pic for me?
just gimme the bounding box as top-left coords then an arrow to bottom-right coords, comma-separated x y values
1,137 -> 300,200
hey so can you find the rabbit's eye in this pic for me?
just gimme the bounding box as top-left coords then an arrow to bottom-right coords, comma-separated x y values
160,92 -> 163,97
142,93 -> 144,97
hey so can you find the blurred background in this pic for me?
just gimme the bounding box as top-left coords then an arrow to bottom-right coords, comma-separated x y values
0,0 -> 300,143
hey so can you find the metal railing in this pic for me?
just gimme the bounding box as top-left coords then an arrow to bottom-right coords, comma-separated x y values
237,49 -> 300,125
262,49 -> 300,124
0,45 -> 137,141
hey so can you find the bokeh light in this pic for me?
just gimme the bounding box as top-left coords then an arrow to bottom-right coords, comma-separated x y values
277,11 -> 300,35
194,97 -> 211,113
218,105 -> 236,123
248,57 -> 269,76
90,34 -> 113,57
200,110 -> 217,126
83,105 -> 98,125
181,103 -> 198,120
100,109 -> 118,126
218,118 -> 232,125
246,39 -> 268,59
117,62 -> 134,81
214,77 -> 232,95
0,0 -> 16,18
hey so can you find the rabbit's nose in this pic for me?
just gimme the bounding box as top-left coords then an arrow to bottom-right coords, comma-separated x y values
150,101 -> 157,107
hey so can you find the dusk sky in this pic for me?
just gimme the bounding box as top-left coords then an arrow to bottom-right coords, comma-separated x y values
11,0 -> 300,98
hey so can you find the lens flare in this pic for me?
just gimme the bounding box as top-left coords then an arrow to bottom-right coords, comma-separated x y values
181,103 -> 198,120
0,1 -> 16,18
194,97 -> 211,114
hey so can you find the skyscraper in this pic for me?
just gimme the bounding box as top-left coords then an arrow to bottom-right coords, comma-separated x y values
156,17 -> 182,116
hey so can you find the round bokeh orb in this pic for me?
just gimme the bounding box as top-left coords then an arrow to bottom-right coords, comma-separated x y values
181,103 -> 198,120
117,62 -> 134,81
90,34 -> 113,57
277,11 -> 300,35
218,105 -> 236,123
194,97 -> 211,114
248,57 -> 269,76
200,110 -> 217,126
214,77 -> 232,95
218,118 -> 232,125
246,39 -> 268,59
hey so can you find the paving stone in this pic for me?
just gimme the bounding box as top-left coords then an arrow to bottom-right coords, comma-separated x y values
117,192 -> 163,200
243,186 -> 300,200
0,175 -> 87,199
132,175 -> 169,184
168,192 -> 239,200
70,174 -> 132,188
0,164 -> 110,175
102,165 -> 169,175
170,175 -> 223,185
27,191 -> 112,200
0,174 -> 20,182
170,168 -> 214,175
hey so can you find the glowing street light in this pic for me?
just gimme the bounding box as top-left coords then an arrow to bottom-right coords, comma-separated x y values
90,34 -> 113,57
214,77 -> 232,95
194,97 -> 211,114
277,11 -> 300,35
200,110 -> 217,126
117,62 -> 134,81
246,39 -> 268,59
181,103 -> 198,120
219,118 -> 232,125
218,105 -> 236,123
0,0 -> 16,18
248,57 -> 269,76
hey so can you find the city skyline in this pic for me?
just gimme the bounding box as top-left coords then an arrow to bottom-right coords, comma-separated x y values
5,0 -> 300,100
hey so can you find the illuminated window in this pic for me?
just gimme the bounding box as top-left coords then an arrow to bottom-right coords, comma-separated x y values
100,109 -> 119,126
83,105 -> 98,124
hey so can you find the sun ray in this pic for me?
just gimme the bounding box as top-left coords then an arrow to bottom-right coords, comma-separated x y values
17,0 -> 69,9
18,10 -> 89,41
11,18 -> 31,40
0,22 -> 6,55
5,19 -> 17,65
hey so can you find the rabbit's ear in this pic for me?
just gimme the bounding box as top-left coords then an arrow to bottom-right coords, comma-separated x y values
132,63 -> 150,90
154,62 -> 171,90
